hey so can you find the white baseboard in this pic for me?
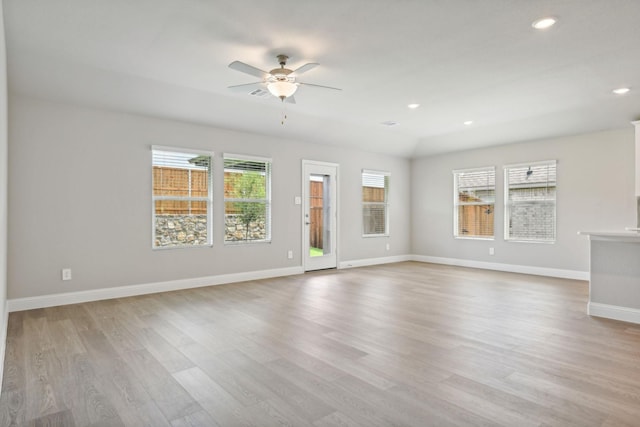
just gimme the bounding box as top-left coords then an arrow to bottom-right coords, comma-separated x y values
411,255 -> 589,281
7,266 -> 304,312
588,302 -> 640,324
6,254 -> 589,312
339,255 -> 413,269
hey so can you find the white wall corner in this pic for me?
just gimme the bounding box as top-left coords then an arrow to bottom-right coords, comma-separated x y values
410,255 -> 589,281
7,266 -> 304,312
588,302 -> 640,325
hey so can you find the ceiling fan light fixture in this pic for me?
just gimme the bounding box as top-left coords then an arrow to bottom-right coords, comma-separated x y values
612,87 -> 630,95
532,16 -> 557,30
267,81 -> 298,100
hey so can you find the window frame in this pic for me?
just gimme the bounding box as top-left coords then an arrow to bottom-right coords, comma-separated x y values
362,169 -> 390,237
452,166 -> 496,240
223,153 -> 272,244
151,145 -> 214,250
503,160 -> 557,244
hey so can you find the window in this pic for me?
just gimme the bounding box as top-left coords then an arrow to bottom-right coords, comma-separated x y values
453,167 -> 495,239
504,160 -> 556,242
224,154 -> 271,243
152,147 -> 213,248
362,170 -> 389,236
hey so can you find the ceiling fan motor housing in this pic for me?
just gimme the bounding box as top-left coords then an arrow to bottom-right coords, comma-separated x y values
269,68 -> 293,78
270,55 -> 294,82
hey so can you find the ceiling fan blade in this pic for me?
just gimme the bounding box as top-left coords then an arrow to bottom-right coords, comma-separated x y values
292,62 -> 319,75
227,82 -> 264,92
284,95 -> 296,104
228,61 -> 269,78
298,82 -> 342,91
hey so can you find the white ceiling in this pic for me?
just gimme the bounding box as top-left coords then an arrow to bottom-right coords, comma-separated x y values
4,0 -> 640,158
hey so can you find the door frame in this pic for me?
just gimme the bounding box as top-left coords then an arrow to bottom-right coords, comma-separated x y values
302,160 -> 340,271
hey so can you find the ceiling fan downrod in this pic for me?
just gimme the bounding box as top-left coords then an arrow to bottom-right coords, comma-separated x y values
277,54 -> 289,68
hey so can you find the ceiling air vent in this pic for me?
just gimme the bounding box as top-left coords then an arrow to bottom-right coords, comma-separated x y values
249,88 -> 270,98
381,121 -> 399,127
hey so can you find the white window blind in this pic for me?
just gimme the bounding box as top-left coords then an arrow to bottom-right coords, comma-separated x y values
453,167 -> 495,238
152,147 -> 213,248
362,170 -> 390,236
504,160 -> 556,242
224,154 -> 272,243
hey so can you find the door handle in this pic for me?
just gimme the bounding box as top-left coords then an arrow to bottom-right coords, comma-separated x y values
305,222 -> 310,225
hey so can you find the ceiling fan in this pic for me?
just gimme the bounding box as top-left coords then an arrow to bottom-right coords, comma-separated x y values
228,54 -> 341,103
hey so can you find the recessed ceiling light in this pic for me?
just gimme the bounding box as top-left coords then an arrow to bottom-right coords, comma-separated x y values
408,103 -> 420,109
612,87 -> 631,95
463,120 -> 473,126
532,17 -> 557,30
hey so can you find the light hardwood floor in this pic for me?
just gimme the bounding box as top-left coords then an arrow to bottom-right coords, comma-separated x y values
1,262 -> 640,426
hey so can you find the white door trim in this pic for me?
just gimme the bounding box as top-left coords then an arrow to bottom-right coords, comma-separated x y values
302,160 -> 340,271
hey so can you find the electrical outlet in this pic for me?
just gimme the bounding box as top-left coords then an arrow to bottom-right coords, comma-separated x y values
62,268 -> 72,281
489,247 -> 495,255
287,250 -> 293,259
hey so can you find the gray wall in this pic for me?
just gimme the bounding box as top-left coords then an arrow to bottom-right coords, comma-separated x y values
411,129 -> 636,273
0,3 -> 8,323
7,94 -> 636,301
0,1 -> 7,386
8,95 -> 411,299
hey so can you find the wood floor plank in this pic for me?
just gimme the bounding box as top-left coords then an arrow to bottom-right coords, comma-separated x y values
133,327 -> 195,374
445,363 -> 607,426
169,409 -> 221,427
215,349 -> 335,423
312,411 -> 363,427
507,371 -> 640,425
388,382 -> 507,427
29,408 -> 76,427
119,349 -> 202,422
442,374 -> 579,427
136,313 -> 196,349
3,262 -> 640,426
23,317 -> 61,421
244,397 -> 316,427
97,357 -> 170,427
48,319 -> 86,357
330,374 -> 457,427
600,416 -> 640,427
430,380 -> 541,427
264,358 -> 397,427
194,353 -> 275,408
0,313 -> 26,427
172,367 -> 255,427
88,316 -> 145,356
66,305 -> 99,333
76,326 -> 169,425
246,333 -> 347,383
69,352 -> 125,426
